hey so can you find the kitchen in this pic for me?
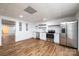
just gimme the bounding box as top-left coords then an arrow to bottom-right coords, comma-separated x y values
34,24 -> 60,43
33,18 -> 78,49
0,3 -> 78,56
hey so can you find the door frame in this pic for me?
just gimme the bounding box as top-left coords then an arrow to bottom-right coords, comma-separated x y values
1,19 -> 16,46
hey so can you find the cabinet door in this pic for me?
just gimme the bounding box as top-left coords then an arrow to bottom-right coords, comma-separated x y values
54,33 -> 60,44
40,33 -> 46,40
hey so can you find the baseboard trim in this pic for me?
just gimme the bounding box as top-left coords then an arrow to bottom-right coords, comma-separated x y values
15,37 -> 33,43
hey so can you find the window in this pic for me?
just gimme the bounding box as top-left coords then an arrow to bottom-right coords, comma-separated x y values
19,22 -> 22,31
26,24 -> 28,31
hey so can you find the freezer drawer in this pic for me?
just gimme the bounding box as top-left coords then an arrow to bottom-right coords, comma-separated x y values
60,36 -> 66,45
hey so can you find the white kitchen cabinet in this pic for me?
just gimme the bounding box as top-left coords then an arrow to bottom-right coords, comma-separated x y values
40,32 -> 46,40
54,33 -> 60,44
32,32 -> 36,38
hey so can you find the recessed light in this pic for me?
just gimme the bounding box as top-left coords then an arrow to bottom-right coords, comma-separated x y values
43,18 -> 47,21
19,15 -> 23,18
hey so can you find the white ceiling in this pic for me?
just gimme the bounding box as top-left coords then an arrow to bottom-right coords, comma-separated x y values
0,3 -> 79,22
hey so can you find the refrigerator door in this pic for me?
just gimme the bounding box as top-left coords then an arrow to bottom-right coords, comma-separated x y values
66,21 -> 78,48
60,23 -> 67,45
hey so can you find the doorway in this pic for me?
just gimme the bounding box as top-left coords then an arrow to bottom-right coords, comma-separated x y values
2,19 -> 15,47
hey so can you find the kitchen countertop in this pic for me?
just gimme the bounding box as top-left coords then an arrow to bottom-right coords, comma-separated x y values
33,31 -> 60,35
35,32 -> 60,34
34,32 -> 47,33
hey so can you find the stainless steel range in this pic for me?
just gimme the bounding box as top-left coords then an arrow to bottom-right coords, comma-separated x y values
46,30 -> 55,42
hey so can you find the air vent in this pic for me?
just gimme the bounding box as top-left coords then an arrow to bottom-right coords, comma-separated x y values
24,6 -> 37,14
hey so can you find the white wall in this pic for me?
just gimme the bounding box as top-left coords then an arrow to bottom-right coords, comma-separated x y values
0,16 -> 34,45
15,21 -> 33,41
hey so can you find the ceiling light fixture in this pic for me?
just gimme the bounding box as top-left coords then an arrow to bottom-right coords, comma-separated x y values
19,15 -> 23,18
43,18 -> 47,21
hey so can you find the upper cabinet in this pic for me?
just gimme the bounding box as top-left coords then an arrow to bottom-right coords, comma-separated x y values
35,24 -> 47,32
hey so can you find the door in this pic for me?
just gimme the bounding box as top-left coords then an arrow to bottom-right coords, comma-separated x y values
2,25 -> 10,46
2,20 -> 15,47
66,21 -> 78,48
2,25 -> 15,47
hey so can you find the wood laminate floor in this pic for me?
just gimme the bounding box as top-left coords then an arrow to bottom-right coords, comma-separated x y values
0,39 -> 77,56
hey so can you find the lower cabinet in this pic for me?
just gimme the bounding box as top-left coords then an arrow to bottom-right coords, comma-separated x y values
54,33 -> 60,44
40,32 -> 46,40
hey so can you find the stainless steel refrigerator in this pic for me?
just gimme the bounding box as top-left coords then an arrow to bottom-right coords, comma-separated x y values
60,21 -> 78,48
